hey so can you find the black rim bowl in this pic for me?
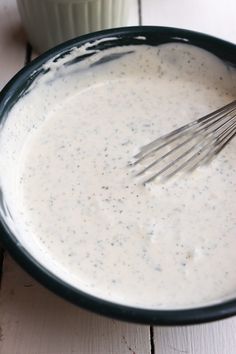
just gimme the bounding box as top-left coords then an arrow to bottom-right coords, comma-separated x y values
0,26 -> 236,326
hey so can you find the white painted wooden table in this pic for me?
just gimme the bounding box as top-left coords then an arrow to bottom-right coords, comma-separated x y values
0,1 -> 236,353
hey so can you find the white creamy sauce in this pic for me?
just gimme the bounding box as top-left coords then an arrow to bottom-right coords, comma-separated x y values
1,42 -> 236,309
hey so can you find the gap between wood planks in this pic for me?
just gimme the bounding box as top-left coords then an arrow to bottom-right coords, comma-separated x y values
138,0 -> 142,26
137,2 -> 155,352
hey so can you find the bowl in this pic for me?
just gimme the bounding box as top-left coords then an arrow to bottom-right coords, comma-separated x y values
0,26 -> 236,325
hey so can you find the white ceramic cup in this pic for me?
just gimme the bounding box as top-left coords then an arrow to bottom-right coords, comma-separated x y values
17,0 -> 130,53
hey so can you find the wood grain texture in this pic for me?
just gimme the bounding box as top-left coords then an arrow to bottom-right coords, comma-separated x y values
0,0 -> 26,280
0,0 -> 26,90
142,0 -> 236,43
154,320 -> 236,354
0,255 -> 150,354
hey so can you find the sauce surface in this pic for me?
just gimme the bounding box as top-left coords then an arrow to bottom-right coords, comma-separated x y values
1,42 -> 236,309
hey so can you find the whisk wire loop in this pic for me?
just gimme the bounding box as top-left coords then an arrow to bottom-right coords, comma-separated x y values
130,100 -> 236,184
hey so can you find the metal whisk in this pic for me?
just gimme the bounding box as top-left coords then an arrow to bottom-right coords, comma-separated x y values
130,100 -> 236,184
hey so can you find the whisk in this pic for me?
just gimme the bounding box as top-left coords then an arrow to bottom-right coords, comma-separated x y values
130,100 -> 236,184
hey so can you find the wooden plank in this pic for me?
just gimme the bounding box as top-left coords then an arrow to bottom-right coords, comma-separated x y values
0,0 -> 26,279
0,255 -> 150,354
154,321 -> 236,354
142,0 -> 236,43
128,0 -> 139,26
0,0 -> 26,90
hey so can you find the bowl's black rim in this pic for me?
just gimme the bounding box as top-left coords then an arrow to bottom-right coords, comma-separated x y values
0,26 -> 236,326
